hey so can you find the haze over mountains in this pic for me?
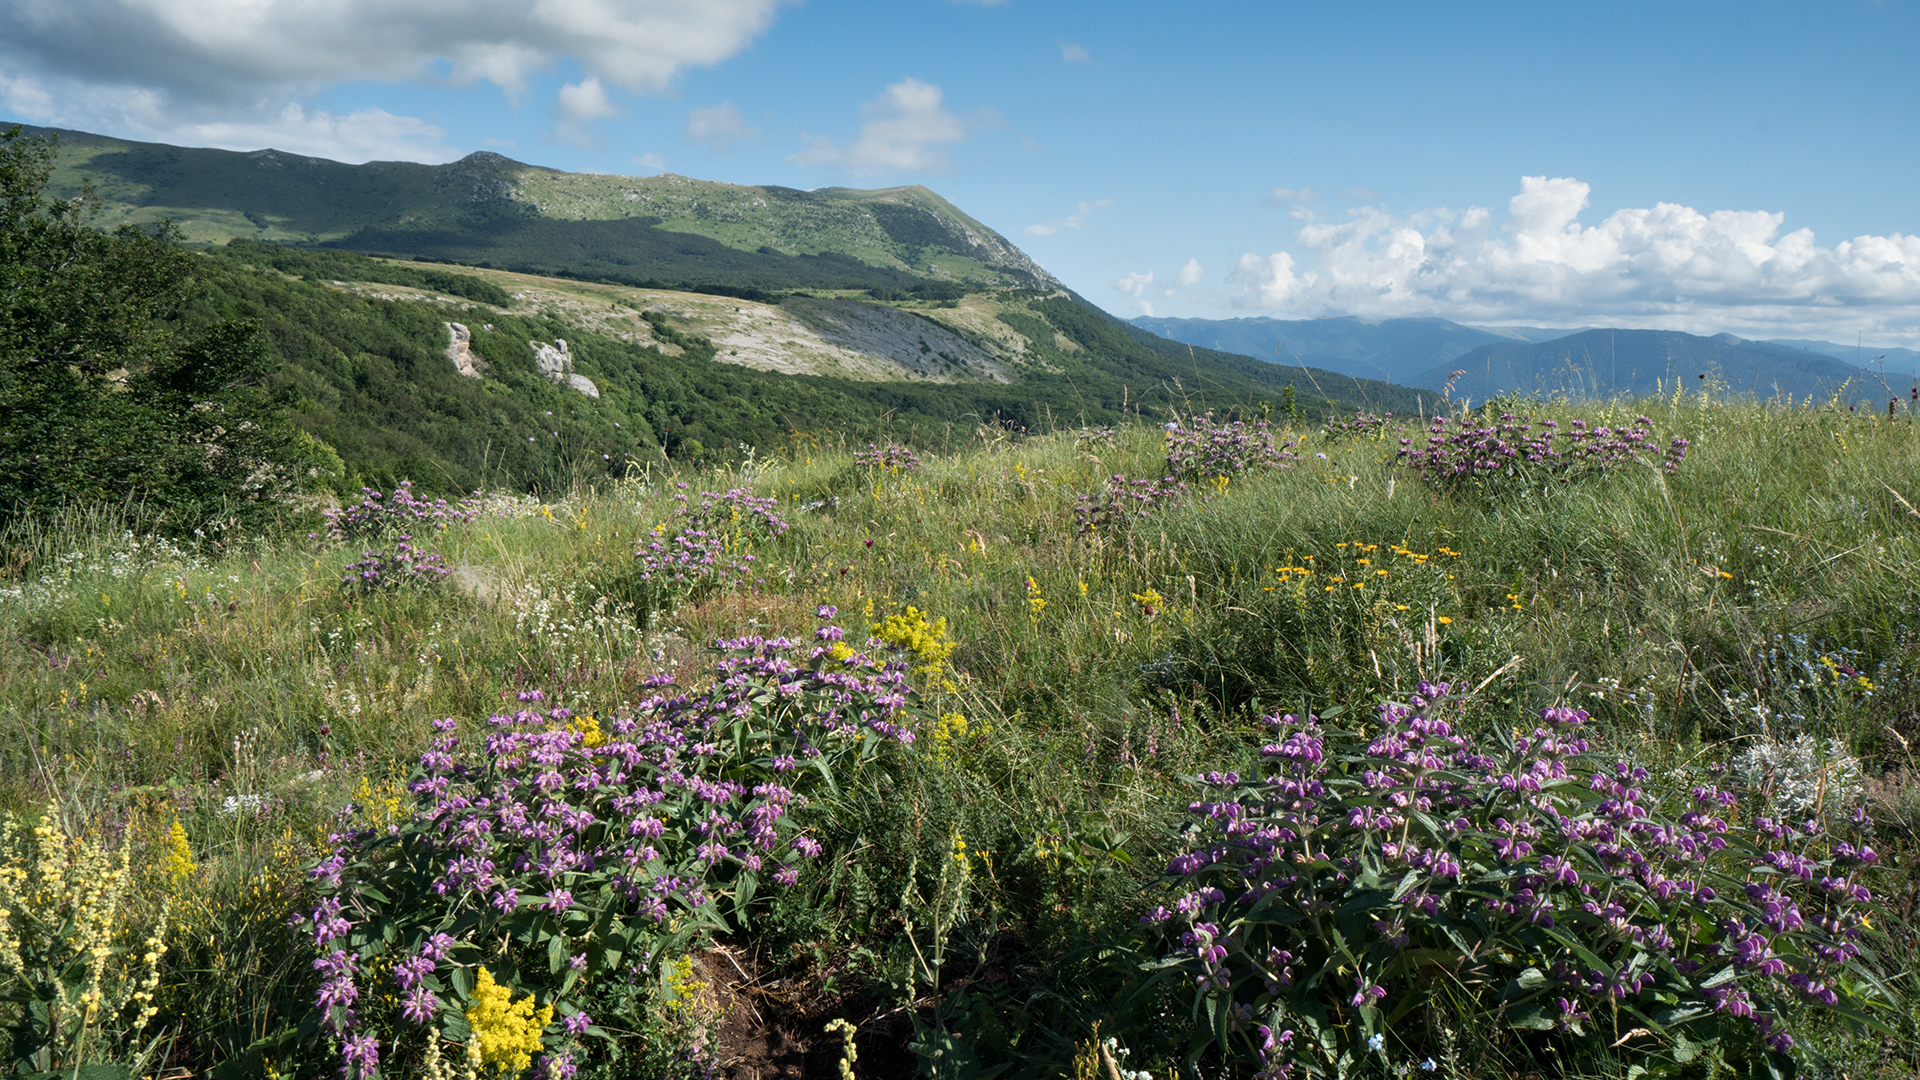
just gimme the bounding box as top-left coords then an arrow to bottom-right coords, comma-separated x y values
1136,315 -> 1920,403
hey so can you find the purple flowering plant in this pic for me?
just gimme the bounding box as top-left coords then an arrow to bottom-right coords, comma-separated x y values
1164,414 -> 1301,480
339,535 -> 451,593
852,443 -> 924,473
633,487 -> 789,612
1396,413 -> 1689,491
293,607 -> 917,1077
1143,686 -> 1889,1078
311,480 -> 482,545
1075,474 -> 1191,537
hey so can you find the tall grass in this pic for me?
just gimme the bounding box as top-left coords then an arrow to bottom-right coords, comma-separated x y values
3,389 -> 1919,1076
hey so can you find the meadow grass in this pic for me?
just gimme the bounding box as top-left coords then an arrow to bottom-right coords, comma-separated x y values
3,389 -> 1920,1077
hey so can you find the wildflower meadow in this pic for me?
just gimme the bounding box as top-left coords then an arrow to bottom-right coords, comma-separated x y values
4,388 -> 1920,1079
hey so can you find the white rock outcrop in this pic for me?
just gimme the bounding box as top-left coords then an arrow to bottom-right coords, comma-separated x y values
530,338 -> 600,398
445,322 -> 484,378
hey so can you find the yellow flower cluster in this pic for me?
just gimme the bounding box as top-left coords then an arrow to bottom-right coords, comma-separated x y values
870,606 -> 957,677
929,712 -> 970,764
463,967 -> 553,1075
1023,577 -> 1047,617
160,818 -> 195,887
659,955 -> 705,1019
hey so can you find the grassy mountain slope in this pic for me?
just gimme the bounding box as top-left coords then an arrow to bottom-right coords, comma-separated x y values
1413,328 -> 1879,402
15,123 -> 1053,292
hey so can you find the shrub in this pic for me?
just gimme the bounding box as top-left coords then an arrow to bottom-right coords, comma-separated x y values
1144,688 -> 1886,1077
294,609 -> 917,1077
853,443 -> 924,473
632,486 -> 789,613
340,535 -> 452,592
1395,413 -> 1688,489
313,481 -> 482,545
1075,475 -> 1190,536
1164,415 -> 1299,480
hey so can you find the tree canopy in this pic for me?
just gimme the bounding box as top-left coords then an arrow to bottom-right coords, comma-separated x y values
0,126 -> 321,533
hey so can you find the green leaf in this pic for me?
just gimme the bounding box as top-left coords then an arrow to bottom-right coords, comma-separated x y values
1502,966 -> 1551,1000
1505,1002 -> 1555,1030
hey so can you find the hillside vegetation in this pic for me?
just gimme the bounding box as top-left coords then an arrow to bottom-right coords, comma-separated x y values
3,390 -> 1920,1078
190,240 -> 1421,496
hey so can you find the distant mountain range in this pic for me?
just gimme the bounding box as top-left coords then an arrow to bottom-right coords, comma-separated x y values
1134,315 -> 1920,403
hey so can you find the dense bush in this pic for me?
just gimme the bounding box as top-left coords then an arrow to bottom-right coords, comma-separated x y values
1145,688 -> 1886,1077
297,611 -> 916,1077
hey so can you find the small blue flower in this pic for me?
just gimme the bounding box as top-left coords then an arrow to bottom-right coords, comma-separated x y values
1367,1032 -> 1385,1052
1421,1059 -> 1437,1072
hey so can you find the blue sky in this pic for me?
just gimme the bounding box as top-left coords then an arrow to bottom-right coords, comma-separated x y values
5,0 -> 1918,342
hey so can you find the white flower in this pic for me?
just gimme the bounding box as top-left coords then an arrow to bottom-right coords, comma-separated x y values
1368,1032 -> 1385,1051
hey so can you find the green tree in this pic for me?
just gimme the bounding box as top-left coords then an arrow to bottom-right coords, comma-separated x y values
0,126 -> 317,532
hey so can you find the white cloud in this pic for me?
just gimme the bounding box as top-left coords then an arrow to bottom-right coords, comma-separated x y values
1,72 -> 459,162
1229,175 -> 1920,343
683,101 -> 758,153
551,77 -> 620,146
1340,187 -> 1382,202
1178,257 -> 1205,286
1233,253 -> 1306,307
0,0 -> 790,160
1025,198 -> 1112,236
790,78 -> 968,176
1,0 -> 790,100
1060,42 -> 1092,63
632,152 -> 667,170
1270,186 -> 1319,204
1114,272 -> 1153,315
179,103 -> 459,162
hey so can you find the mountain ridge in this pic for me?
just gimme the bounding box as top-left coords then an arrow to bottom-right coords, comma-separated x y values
12,122 -> 1056,293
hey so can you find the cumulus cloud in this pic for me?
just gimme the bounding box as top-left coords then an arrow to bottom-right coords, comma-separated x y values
1060,42 -> 1092,63
551,77 -> 620,146
180,104 -> 460,162
0,0 -> 789,160
1024,198 -> 1113,237
683,101 -> 758,153
1178,257 -> 1205,286
791,79 -> 968,176
1116,270 -> 1156,314
1,0 -> 790,101
1228,175 -> 1920,342
1,72 -> 460,161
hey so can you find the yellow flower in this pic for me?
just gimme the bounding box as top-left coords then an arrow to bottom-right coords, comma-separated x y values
162,819 -> 195,887
465,967 -> 553,1074
1438,616 -> 1453,625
